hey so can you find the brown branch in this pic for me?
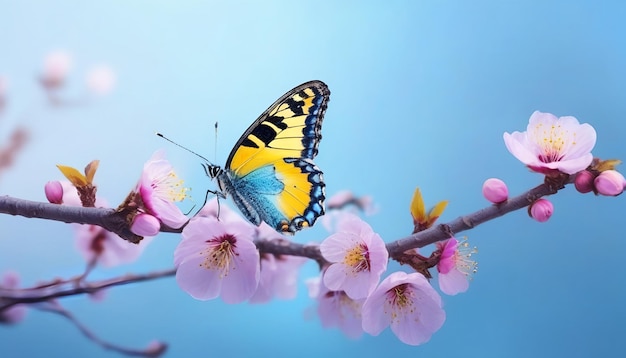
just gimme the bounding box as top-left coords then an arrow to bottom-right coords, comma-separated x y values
0,268 -> 175,309
0,196 -> 141,242
386,180 -> 561,258
0,179 -> 568,312
0,179 -> 565,267
0,127 -> 29,177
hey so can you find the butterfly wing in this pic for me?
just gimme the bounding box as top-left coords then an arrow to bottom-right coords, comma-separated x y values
223,80 -> 329,233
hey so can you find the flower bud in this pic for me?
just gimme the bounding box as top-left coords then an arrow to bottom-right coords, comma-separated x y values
574,170 -> 595,193
145,341 -> 168,357
41,51 -> 72,90
130,213 -> 161,237
44,180 -> 64,204
529,199 -> 553,223
594,170 -> 625,196
86,65 -> 116,95
482,178 -> 508,203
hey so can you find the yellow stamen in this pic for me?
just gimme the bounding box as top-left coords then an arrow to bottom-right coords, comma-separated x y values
200,235 -> 236,278
385,284 -> 416,322
533,122 -> 577,163
343,243 -> 370,274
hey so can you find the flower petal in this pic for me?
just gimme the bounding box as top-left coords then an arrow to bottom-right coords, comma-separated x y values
438,268 -> 470,295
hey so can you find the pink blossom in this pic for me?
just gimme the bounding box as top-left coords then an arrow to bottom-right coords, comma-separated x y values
503,111 -> 596,175
174,216 -> 260,303
86,65 -> 116,95
249,223 -> 306,304
130,213 -> 161,237
320,214 -> 388,299
44,180 -> 64,204
306,276 -> 364,339
594,170 -> 625,196
41,50 -> 72,89
482,178 -> 508,203
60,180 -> 84,206
326,190 -> 355,208
250,253 -> 307,304
530,198 -> 554,222
436,238 -> 477,295
196,197 -> 294,303
75,224 -> 152,267
61,181 -> 152,267
137,150 -> 188,229
326,190 -> 376,213
362,271 -> 445,346
0,271 -> 27,324
144,341 -> 167,357
321,191 -> 377,232
574,170 -> 595,194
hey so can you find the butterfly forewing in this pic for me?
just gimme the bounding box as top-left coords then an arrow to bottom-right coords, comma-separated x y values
221,80 -> 329,233
225,81 -> 329,176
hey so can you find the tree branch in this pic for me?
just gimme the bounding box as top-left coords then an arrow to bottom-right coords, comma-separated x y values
0,178 -> 564,265
386,179 -> 561,258
0,268 -> 175,309
0,196 -> 139,241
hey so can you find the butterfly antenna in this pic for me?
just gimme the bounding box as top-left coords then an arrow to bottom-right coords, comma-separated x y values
155,132 -> 214,165
214,122 -> 219,163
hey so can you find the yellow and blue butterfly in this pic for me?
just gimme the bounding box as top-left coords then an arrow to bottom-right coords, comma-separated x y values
204,80 -> 330,234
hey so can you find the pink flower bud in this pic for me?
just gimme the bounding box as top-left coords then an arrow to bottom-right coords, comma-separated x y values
594,170 -> 625,196
130,213 -> 161,237
145,341 -> 168,357
529,199 -> 553,223
482,178 -> 509,203
44,180 -> 64,204
574,170 -> 595,193
41,51 -> 72,89
86,65 -> 116,95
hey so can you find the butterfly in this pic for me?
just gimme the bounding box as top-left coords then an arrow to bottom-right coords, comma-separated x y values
204,80 -> 330,234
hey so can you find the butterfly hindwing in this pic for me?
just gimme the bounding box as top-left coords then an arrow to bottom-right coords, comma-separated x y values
222,80 -> 329,233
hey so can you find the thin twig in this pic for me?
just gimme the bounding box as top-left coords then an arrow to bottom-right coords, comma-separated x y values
36,301 -> 167,357
0,268 -> 176,309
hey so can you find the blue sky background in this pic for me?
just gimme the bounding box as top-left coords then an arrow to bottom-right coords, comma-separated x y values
1,1 -> 626,357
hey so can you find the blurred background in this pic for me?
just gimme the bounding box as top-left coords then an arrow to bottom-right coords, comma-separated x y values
1,1 -> 625,357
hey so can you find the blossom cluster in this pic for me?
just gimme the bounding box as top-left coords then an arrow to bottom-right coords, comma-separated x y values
16,109 -> 617,350
172,193 -> 475,345
497,111 -> 622,221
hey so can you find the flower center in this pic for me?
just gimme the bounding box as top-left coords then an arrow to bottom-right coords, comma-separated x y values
532,123 -> 576,163
453,239 -> 478,278
324,290 -> 362,319
89,226 -> 107,255
343,243 -> 370,274
385,283 -> 416,321
154,171 -> 188,202
201,234 -> 237,277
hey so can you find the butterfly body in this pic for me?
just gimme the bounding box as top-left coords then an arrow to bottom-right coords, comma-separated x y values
205,80 -> 330,234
